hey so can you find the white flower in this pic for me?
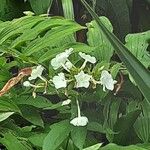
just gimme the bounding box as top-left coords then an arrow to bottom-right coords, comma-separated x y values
70,116 -> 88,126
70,99 -> 88,126
79,52 -> 96,64
28,65 -> 44,81
65,61 -> 73,70
23,81 -> 31,87
51,48 -> 73,70
74,71 -> 92,88
52,73 -> 67,89
100,70 -> 117,92
61,99 -> 71,106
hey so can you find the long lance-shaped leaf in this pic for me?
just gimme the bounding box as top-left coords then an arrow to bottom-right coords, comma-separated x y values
80,0 -> 150,102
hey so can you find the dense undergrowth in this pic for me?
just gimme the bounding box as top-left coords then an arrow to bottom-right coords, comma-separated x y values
0,0 -> 150,150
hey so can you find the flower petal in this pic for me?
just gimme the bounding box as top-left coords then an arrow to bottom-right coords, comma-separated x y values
74,71 -> 91,88
79,52 -> 96,64
52,73 -> 67,89
70,116 -> 88,126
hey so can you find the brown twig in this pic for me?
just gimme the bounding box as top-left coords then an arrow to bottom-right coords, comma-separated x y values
0,67 -> 32,97
114,72 -> 124,95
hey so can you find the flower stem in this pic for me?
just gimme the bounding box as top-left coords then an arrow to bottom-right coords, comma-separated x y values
80,60 -> 87,70
76,99 -> 81,117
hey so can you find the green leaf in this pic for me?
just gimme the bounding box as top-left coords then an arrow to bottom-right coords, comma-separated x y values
0,98 -> 20,113
83,143 -> 102,150
11,18 -> 77,48
71,126 -> 87,150
43,120 -> 71,150
125,30 -> 150,68
87,16 -> 114,62
19,105 -> 44,127
28,133 -> 47,148
134,100 -> 150,142
13,96 -> 53,109
100,143 -> 147,150
0,132 -> 32,150
87,122 -> 105,134
0,112 -> 14,122
24,23 -> 84,56
0,16 -> 44,45
29,0 -> 53,14
113,110 -> 141,145
80,0 -> 150,102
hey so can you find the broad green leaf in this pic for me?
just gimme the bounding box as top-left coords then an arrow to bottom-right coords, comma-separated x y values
0,98 -> 20,113
13,96 -> 53,109
11,18 -> 78,48
28,133 -> 47,148
29,0 -> 53,15
83,143 -> 102,150
71,126 -> 87,150
80,0 -> 150,102
87,16 -> 114,62
100,143 -> 146,150
113,110 -> 141,145
0,16 -> 44,44
24,24 -> 84,56
0,132 -> 32,150
125,30 -> 150,68
87,122 -> 105,134
43,120 -> 71,150
0,112 -> 14,122
19,105 -> 44,127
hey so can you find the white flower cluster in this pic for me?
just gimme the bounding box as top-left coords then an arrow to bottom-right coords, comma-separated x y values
50,48 -> 117,91
22,48 -> 117,126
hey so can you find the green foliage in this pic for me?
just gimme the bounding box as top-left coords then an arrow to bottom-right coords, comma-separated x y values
80,0 -> 150,103
0,1 -> 150,150
87,16 -> 114,62
43,120 -> 71,150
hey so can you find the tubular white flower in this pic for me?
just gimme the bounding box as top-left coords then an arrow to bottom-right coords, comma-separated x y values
100,70 -> 117,92
51,48 -> 73,70
65,61 -> 73,70
52,73 -> 67,89
61,99 -> 71,106
23,81 -> 31,87
28,65 -> 44,81
74,71 -> 92,88
70,99 -> 88,126
70,116 -> 88,126
79,52 -> 96,64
